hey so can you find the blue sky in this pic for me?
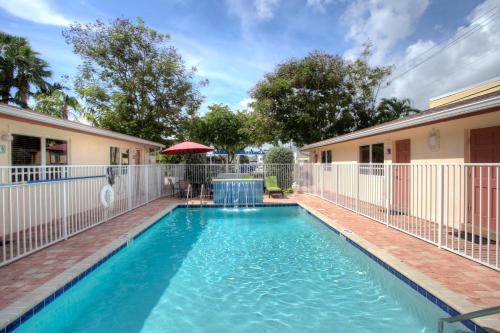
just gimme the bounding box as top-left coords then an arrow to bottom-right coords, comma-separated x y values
1,0 -> 499,111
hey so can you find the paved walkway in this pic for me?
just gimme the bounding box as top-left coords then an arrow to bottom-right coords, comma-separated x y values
0,194 -> 498,327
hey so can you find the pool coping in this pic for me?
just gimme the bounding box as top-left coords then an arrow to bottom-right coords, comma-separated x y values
296,202 -> 500,333
0,202 -> 497,332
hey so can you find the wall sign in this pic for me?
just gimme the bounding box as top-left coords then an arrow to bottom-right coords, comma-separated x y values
0,144 -> 5,154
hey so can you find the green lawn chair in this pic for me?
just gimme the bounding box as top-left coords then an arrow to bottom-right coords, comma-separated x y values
265,176 -> 284,198
242,174 -> 254,179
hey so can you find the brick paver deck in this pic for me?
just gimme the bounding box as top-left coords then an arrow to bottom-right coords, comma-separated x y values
0,194 -> 498,329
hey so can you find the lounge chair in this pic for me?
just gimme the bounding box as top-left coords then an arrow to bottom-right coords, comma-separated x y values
265,176 -> 284,198
242,174 -> 254,179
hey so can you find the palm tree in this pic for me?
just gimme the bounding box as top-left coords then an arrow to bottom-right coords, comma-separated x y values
0,32 -> 51,107
34,83 -> 80,119
14,45 -> 52,107
376,97 -> 420,123
0,32 -> 20,103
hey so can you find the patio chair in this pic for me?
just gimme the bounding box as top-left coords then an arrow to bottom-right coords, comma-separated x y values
265,176 -> 284,198
242,174 -> 254,179
167,178 -> 179,197
178,180 -> 191,198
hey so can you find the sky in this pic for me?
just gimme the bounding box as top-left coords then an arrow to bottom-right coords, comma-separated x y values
0,0 -> 499,112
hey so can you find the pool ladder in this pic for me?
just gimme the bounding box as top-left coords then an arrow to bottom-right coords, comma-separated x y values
186,184 -> 192,207
199,184 -> 205,207
438,305 -> 500,333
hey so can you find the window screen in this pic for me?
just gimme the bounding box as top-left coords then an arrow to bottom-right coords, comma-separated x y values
371,143 -> 384,163
46,139 -> 68,165
359,145 -> 370,163
12,134 -> 41,166
121,149 -> 129,165
110,147 -> 120,165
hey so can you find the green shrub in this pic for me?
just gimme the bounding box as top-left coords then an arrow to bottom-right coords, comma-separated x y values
264,147 -> 294,189
264,147 -> 294,164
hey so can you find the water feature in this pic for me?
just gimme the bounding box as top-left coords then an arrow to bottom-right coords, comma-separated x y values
213,179 -> 263,207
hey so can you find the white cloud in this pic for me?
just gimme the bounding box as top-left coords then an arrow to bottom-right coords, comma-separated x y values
306,0 -> 333,13
0,0 -> 72,26
342,0 -> 429,63
226,0 -> 280,28
381,0 -> 500,109
239,97 -> 255,108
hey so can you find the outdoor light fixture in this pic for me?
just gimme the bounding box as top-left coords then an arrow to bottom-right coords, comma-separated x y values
428,129 -> 440,152
1,133 -> 13,142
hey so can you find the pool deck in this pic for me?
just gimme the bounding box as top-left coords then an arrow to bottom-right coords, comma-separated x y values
0,194 -> 499,331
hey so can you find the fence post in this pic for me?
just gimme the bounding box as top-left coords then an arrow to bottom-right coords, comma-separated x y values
62,169 -> 68,240
336,164 -> 339,204
145,165 -> 149,203
320,165 -> 324,198
385,164 -> 390,227
128,166 -> 132,210
356,164 -> 359,214
438,164 -> 444,248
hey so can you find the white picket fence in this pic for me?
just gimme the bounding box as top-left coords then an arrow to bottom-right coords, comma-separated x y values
296,163 -> 500,271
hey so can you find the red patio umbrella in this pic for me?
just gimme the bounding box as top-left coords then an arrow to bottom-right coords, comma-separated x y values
160,141 -> 214,155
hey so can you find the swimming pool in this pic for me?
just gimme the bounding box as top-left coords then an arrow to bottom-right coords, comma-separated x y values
12,205 -> 468,332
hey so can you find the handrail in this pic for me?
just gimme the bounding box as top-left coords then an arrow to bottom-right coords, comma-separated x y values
438,306 -> 500,333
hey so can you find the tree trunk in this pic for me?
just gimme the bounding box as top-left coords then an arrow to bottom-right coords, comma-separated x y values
62,102 -> 68,119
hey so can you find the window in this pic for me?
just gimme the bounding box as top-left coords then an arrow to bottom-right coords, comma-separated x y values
359,145 -> 370,163
110,147 -> 120,165
11,135 -> 42,182
46,139 -> 68,165
121,149 -> 129,165
321,150 -> 332,164
359,143 -> 384,175
12,134 -> 41,166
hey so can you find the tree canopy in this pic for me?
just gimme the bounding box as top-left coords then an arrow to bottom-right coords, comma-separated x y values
34,82 -> 80,119
63,18 -> 204,144
251,49 -> 393,146
0,32 -> 52,107
187,104 -> 253,162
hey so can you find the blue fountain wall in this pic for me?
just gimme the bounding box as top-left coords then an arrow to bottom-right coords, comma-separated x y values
213,179 -> 264,204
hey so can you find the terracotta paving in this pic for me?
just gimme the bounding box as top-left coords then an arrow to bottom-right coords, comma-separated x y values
0,193 -> 498,322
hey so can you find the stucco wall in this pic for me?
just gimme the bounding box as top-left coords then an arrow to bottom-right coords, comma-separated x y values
0,116 -> 159,166
309,109 -> 500,163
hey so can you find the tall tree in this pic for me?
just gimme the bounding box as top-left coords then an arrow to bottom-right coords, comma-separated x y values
375,97 -> 420,123
189,104 -> 252,163
251,49 -> 391,146
63,18 -> 204,143
0,32 -> 51,107
34,83 -> 80,119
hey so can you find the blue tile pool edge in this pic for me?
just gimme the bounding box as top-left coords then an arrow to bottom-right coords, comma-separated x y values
2,203 -> 483,333
300,207 -> 485,333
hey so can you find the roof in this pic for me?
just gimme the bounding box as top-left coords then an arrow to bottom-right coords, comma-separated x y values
301,90 -> 500,151
0,103 -> 164,148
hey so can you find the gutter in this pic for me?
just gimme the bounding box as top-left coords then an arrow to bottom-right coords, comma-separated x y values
0,104 -> 164,148
301,95 -> 500,151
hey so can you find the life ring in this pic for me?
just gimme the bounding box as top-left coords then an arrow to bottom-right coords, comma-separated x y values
100,184 -> 115,208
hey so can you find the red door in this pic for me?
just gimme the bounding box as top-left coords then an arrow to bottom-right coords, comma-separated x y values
395,140 -> 411,211
470,126 -> 500,235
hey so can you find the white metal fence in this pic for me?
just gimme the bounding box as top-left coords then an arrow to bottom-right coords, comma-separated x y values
0,163 -> 295,266
3,162 -> 497,271
296,163 -> 500,271
0,165 -> 169,267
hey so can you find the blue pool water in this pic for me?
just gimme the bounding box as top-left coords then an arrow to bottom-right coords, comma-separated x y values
14,206 -> 467,333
